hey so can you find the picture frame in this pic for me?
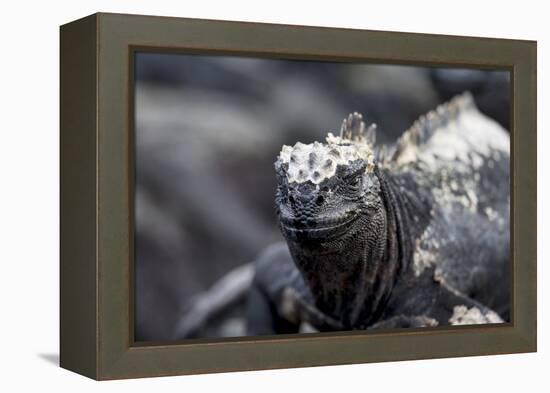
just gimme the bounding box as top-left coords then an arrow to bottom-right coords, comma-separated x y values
60,12 -> 537,380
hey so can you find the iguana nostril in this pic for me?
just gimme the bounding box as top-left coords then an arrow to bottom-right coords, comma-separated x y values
288,195 -> 295,204
315,195 -> 324,206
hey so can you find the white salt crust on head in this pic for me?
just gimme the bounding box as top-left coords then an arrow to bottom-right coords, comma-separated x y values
277,133 -> 375,184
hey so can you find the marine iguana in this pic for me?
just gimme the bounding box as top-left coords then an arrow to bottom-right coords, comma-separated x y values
246,92 -> 510,335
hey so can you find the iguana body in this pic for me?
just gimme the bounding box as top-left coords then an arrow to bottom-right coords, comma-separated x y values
247,92 -> 509,334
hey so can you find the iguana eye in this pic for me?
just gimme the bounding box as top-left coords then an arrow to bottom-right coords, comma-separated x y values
349,176 -> 361,189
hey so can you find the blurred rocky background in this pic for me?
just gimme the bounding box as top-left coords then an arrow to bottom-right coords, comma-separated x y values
134,52 -> 510,341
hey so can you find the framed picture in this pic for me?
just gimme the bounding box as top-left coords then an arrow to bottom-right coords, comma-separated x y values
60,12 -> 536,380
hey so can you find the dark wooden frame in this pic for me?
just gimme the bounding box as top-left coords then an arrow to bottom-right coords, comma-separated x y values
60,12 -> 537,380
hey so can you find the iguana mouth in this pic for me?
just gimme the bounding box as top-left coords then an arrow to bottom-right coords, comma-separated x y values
279,211 -> 359,241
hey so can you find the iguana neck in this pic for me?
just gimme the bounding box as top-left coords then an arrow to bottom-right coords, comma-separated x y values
287,167 -> 421,328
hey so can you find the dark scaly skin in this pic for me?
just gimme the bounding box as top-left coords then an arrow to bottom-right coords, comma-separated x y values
246,94 -> 509,334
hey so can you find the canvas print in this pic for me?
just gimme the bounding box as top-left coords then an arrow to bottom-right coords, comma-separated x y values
133,53 -> 510,342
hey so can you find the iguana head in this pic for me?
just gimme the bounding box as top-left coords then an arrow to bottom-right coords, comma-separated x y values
274,113 -> 381,244
274,113 -> 419,327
